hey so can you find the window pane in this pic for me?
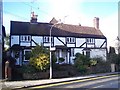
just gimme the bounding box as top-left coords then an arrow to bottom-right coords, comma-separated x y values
86,51 -> 90,58
67,37 -> 75,43
25,51 -> 31,60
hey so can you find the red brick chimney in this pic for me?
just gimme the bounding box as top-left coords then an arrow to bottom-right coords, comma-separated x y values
93,17 -> 99,29
30,12 -> 38,23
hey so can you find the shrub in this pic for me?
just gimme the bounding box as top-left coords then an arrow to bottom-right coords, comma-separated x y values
29,45 -> 50,71
19,64 -> 37,74
90,59 -> 97,66
59,57 -> 65,63
108,46 -> 118,64
30,45 -> 49,57
52,52 -> 57,64
74,53 -> 90,65
30,53 -> 49,71
92,57 -> 106,65
74,53 -> 90,74
89,57 -> 111,73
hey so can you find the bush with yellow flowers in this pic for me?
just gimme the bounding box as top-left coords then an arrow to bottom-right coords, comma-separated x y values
29,45 -> 50,71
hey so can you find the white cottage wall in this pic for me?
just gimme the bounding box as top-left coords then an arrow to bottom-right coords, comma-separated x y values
90,49 -> 106,60
10,34 -> 107,65
95,39 -> 106,48
11,35 -> 19,46
76,38 -> 86,47
32,36 -> 43,46
54,37 -> 66,46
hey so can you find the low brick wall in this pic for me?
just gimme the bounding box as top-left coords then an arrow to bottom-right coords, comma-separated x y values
53,71 -> 69,78
23,72 -> 49,80
23,70 -> 70,80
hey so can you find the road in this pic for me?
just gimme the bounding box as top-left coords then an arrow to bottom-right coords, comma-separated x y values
26,74 -> 119,90
51,75 -> 119,89
12,74 -> 119,90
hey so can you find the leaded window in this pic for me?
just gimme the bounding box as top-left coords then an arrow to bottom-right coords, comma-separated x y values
66,37 -> 75,44
20,35 -> 31,42
86,38 -> 95,44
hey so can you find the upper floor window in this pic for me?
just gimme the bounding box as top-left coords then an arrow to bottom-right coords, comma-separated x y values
43,36 -> 53,43
86,38 -> 94,44
66,37 -> 75,44
20,35 -> 31,42
44,36 -> 49,43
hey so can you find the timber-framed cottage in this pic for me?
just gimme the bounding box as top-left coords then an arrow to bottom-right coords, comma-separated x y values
10,14 -> 107,65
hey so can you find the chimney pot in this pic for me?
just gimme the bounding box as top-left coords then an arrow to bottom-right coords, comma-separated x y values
30,12 -> 38,23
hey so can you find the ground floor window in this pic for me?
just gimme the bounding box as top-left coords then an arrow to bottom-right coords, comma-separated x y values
24,50 -> 31,61
86,51 -> 90,58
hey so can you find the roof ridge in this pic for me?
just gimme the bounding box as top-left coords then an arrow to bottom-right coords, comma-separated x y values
49,17 -> 58,24
59,23 -> 97,29
11,21 -> 106,38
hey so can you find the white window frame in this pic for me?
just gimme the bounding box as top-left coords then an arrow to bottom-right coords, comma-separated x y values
71,48 -> 75,57
24,49 -> 31,61
66,37 -> 75,44
43,36 -> 53,43
86,38 -> 95,44
20,35 -> 31,42
44,36 -> 49,43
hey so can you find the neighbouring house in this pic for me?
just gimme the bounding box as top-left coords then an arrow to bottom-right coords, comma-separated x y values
10,14 -> 107,66
2,25 -> 6,79
2,25 -> 6,50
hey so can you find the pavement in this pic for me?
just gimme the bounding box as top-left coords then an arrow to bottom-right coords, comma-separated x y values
0,72 -> 119,89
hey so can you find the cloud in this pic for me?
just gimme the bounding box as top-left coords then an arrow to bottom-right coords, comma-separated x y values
3,0 -> 118,48
100,12 -> 118,47
48,0 -> 83,21
3,13 -> 13,34
57,11 -> 118,47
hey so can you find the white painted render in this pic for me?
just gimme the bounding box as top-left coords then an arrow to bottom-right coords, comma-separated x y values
95,39 -> 106,47
54,37 -> 66,46
11,35 -> 106,48
11,36 -> 19,46
10,35 -> 107,65
90,49 -> 106,60
32,36 -> 43,46
76,38 -> 86,47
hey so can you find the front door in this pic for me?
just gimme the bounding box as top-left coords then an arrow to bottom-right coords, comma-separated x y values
11,50 -> 21,65
56,49 -> 68,64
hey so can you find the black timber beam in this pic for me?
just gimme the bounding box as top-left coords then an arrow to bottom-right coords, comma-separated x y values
100,40 -> 106,48
56,37 -> 66,46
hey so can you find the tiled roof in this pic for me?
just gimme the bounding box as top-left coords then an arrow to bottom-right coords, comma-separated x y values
49,17 -> 58,24
54,24 -> 104,37
10,21 -> 106,39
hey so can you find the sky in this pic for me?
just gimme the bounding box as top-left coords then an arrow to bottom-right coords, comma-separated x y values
2,0 -> 119,47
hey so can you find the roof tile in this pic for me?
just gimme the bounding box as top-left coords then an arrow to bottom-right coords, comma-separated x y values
10,21 -> 106,39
